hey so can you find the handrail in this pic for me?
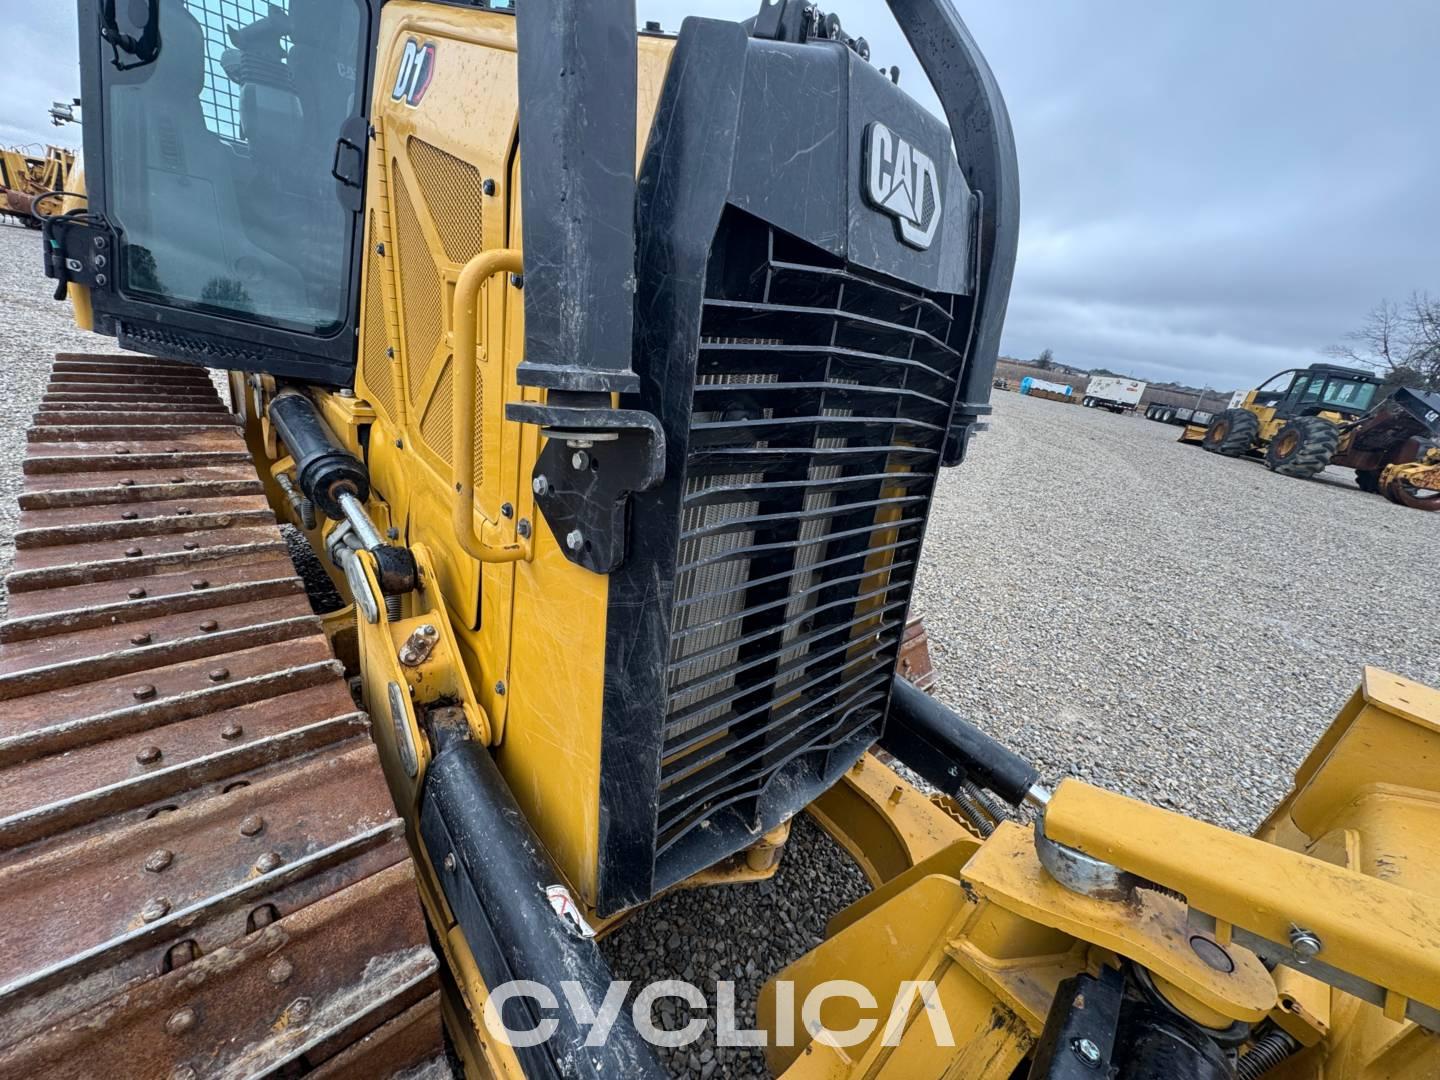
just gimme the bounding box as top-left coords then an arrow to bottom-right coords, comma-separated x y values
452,248 -> 529,563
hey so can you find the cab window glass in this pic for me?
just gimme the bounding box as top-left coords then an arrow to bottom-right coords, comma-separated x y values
102,0 -> 365,335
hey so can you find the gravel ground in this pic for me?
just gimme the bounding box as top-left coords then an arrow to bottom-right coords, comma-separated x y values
3,219 -> 1437,1075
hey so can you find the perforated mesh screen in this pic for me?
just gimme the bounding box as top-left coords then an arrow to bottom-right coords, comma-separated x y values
407,138 -> 487,265
361,210 -> 397,422
390,163 -> 443,403
420,363 -> 454,467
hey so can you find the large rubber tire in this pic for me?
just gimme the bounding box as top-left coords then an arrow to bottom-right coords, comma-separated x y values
1083,396 -> 1094,408
1356,468 -> 1382,493
1264,416 -> 1339,478
1202,408 -> 1260,456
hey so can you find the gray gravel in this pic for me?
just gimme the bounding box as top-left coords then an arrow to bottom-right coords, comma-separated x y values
4,219 -> 1437,1076
915,390 -> 1439,833
0,224 -> 129,608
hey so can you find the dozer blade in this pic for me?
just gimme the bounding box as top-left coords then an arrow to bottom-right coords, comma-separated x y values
0,355 -> 449,1079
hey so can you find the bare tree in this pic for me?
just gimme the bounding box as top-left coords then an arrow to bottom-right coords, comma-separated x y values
1328,293 -> 1440,391
1033,347 -> 1056,370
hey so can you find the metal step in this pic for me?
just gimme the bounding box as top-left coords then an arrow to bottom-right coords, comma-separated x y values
0,355 -> 449,1079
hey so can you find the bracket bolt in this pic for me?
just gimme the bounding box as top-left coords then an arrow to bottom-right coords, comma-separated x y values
571,450 -> 590,471
444,852 -> 457,872
1289,926 -> 1323,962
482,178 -> 497,196
566,530 -> 585,552
500,501 -> 514,518
532,474 -> 549,496
494,680 -> 506,696
1071,1038 -> 1101,1067
517,519 -> 532,539
420,624 -> 437,638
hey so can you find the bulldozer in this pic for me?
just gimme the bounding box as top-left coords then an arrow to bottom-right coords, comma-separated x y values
5,1 -> 1440,1077
1180,362 -> 1440,510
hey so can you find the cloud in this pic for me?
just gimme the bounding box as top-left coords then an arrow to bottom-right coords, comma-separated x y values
8,1 -> 1434,393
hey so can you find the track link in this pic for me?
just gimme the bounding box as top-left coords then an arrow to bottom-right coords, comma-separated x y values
0,355 -> 448,1079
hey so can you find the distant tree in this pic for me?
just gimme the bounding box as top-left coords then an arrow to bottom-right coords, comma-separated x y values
1033,348 -> 1056,370
1327,294 -> 1440,391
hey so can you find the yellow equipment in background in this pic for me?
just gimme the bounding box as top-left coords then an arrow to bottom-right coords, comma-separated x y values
1182,362 -> 1440,509
0,144 -> 76,227
4,0 -> 1438,1077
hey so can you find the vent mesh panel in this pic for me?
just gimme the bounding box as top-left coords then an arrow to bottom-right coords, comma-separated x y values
391,163 -> 443,403
419,363 -> 454,467
360,210 -> 397,422
656,217 -> 960,854
407,137 -> 486,264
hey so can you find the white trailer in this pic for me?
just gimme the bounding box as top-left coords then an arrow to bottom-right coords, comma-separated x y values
1082,376 -> 1147,413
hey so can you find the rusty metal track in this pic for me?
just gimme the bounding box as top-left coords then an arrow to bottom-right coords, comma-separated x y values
0,355 -> 448,1079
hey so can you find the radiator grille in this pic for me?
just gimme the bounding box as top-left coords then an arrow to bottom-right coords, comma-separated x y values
655,217 -> 961,854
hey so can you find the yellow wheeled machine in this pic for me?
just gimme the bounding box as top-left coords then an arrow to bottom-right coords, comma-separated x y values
5,0 -> 1438,1077
1181,363 -> 1440,509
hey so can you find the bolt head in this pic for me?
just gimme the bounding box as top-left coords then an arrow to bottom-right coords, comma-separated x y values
420,624 -> 437,638
128,586 -> 147,599
482,178 -> 497,196
1072,1037 -> 1102,1066
268,958 -> 294,985
1289,926 -> 1323,961
124,546 -> 143,558
571,450 -> 590,471
443,852 -> 457,872
165,1006 -> 197,1037
209,667 -> 230,683
566,530 -> 585,552
500,501 -> 515,518
239,814 -> 265,837
516,519 -> 532,539
191,579 -> 210,590
220,722 -> 244,740
141,896 -> 172,923
131,632 -> 153,646
494,680 -> 506,696
136,744 -> 162,764
254,851 -> 284,874
145,848 -> 175,873
199,620 -> 219,633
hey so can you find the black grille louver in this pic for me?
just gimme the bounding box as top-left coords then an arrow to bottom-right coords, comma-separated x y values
595,13 -> 1010,915
655,214 -> 961,855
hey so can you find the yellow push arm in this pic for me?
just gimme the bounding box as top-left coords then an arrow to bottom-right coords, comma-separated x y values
1044,779 -> 1440,1027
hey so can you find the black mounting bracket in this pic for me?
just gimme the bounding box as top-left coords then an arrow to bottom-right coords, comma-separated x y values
506,402 -> 665,575
40,212 -> 118,300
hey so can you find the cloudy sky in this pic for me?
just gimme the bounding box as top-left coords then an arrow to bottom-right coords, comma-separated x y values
5,2 -> 1435,391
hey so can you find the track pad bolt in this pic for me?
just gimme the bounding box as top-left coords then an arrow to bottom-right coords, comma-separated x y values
141,897 -> 172,922
220,721 -> 243,740
240,814 -> 265,837
145,849 -> 175,873
164,1007 -> 197,1036
254,851 -> 284,874
135,744 -> 162,764
268,958 -> 294,985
